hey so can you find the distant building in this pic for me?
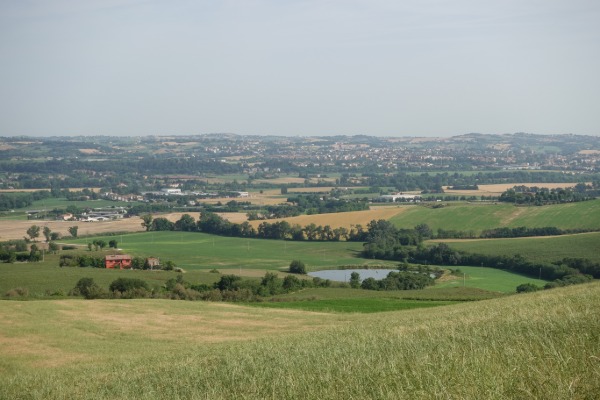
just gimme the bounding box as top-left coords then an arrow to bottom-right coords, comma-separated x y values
105,255 -> 132,269
58,213 -> 73,221
145,257 -> 160,269
377,193 -> 421,202
160,188 -> 182,195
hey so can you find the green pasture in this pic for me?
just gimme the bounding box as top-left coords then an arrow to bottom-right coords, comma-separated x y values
441,232 -> 600,264
64,231 -> 375,271
390,200 -> 600,232
434,266 -> 548,292
0,261 -> 223,296
250,298 -> 457,313
267,286 -> 503,301
0,212 -> 28,220
1,283 -> 598,399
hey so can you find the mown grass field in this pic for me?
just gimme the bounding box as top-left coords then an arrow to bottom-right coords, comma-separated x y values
65,231 -> 375,271
0,262 -> 222,296
440,232 -> 600,264
390,200 -> 600,232
1,283 -> 598,399
433,265 -> 548,291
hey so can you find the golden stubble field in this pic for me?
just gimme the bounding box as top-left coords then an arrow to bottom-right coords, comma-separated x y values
247,207 -> 409,229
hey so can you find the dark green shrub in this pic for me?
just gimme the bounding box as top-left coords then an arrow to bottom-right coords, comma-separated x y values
289,260 -> 306,274
516,283 -> 540,293
109,277 -> 150,293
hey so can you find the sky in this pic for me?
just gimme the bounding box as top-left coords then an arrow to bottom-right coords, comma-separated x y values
1,0 -> 599,137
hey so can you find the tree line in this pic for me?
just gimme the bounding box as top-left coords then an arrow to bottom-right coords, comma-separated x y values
498,185 -> 598,205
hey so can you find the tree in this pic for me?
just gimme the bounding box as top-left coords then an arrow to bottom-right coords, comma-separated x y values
109,277 -> 150,293
260,272 -> 283,296
175,214 -> 196,231
349,272 -> 361,288
28,244 -> 41,262
289,260 -> 306,274
92,240 -> 106,251
283,275 -> 302,291
48,242 -> 60,254
108,239 -> 118,249
74,277 -> 97,298
26,225 -> 40,242
215,274 -> 242,291
42,226 -> 52,242
151,217 -> 174,231
141,214 -> 153,231
68,226 -> 78,238
414,223 -> 433,239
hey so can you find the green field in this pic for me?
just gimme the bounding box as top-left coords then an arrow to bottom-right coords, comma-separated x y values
433,265 -> 548,292
0,262 -> 222,296
250,298 -> 457,313
65,231 -> 376,271
441,232 -> 600,264
390,200 -> 600,232
29,197 -> 137,210
1,283 -> 598,399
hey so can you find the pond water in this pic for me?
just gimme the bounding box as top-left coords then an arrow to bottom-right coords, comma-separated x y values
308,269 -> 397,282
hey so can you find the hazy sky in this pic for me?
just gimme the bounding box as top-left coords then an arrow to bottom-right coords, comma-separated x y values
1,0 -> 599,137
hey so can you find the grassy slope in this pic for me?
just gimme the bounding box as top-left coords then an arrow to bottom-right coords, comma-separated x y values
441,232 -> 600,264
0,282 -> 598,399
390,200 -> 600,232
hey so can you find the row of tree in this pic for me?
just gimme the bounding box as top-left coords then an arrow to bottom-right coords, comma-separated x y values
498,186 -> 597,205
141,212 -> 377,242
362,237 -> 600,281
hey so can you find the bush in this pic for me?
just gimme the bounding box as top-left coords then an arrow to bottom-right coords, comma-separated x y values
74,277 -> 97,298
109,278 -> 150,293
516,283 -> 540,293
5,287 -> 29,298
289,260 -> 307,274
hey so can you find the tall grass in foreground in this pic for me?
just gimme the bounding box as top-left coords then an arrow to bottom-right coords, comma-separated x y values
1,283 -> 599,399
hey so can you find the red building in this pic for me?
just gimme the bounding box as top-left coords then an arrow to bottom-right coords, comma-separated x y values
105,255 -> 132,269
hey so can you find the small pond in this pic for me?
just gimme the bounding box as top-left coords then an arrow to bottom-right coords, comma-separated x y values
308,269 -> 397,282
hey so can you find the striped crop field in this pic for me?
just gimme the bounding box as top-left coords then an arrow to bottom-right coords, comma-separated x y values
440,232 -> 600,264
390,200 -> 600,233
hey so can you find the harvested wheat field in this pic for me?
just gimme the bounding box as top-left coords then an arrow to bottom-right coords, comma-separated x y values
442,182 -> 583,196
248,207 -> 410,229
